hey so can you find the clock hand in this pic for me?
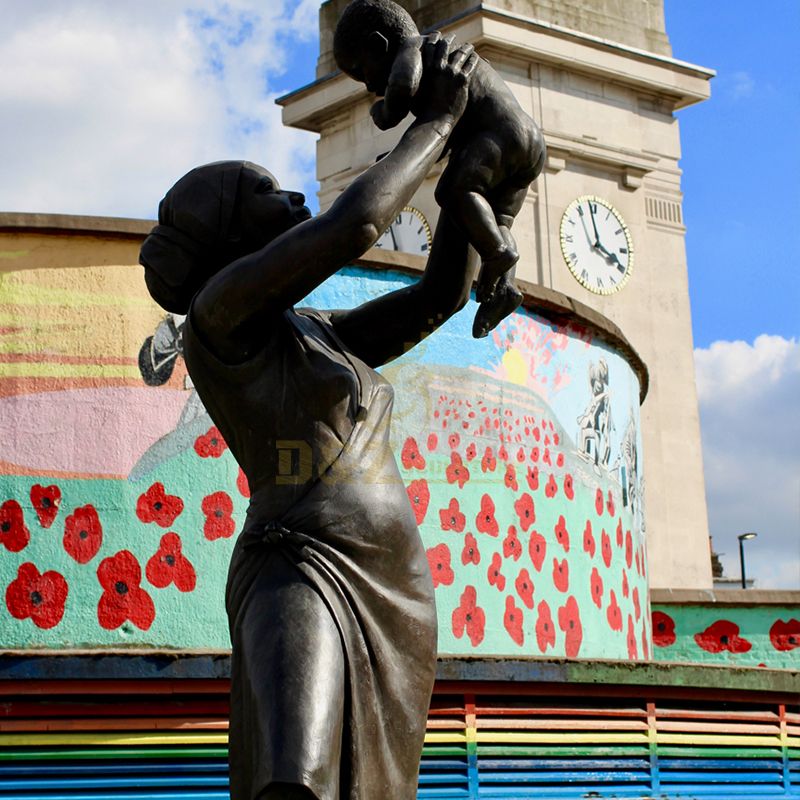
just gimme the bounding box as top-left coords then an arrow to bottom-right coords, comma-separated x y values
588,202 -> 601,246
389,224 -> 398,251
595,241 -> 624,269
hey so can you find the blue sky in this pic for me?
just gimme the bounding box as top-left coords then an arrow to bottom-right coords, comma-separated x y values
664,1 -> 800,349
0,1 -> 796,587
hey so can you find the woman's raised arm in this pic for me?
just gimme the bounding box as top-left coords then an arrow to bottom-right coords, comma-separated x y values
192,38 -> 477,362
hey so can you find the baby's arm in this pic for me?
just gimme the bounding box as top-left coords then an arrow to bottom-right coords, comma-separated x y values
371,37 -> 423,130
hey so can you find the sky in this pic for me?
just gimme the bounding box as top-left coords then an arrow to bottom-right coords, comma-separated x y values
0,1 -> 797,588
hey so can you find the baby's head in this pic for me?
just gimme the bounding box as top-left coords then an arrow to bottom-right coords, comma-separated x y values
334,0 -> 418,95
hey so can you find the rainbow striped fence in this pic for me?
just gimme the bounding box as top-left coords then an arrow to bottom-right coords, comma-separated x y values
0,655 -> 797,798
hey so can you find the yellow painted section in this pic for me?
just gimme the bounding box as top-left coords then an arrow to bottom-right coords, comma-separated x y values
501,347 -> 528,385
657,733 -> 782,747
0,363 -> 137,379
475,732 -> 650,744
0,732 -> 228,747
424,732 -> 468,744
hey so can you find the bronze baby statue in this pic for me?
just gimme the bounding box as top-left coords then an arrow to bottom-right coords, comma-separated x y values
334,0 -> 546,338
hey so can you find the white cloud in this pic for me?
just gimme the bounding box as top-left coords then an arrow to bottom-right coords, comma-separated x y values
0,1 -> 319,219
695,335 -> 800,589
728,70 -> 755,100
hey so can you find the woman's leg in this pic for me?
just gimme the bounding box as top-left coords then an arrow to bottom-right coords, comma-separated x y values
230,551 -> 345,800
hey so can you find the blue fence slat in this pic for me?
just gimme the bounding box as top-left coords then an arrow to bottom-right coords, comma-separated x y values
0,775 -> 229,790
0,761 -> 228,776
0,793 -> 230,800
477,758 -> 651,770
660,758 -> 785,770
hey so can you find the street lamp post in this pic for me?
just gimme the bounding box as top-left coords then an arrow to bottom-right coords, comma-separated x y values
738,532 -> 758,589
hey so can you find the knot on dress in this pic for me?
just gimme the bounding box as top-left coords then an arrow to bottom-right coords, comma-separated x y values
243,520 -> 312,563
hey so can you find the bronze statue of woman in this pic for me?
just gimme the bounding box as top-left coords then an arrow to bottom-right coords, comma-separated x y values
140,37 -> 478,800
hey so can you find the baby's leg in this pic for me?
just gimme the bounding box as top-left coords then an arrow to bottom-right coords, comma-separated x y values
435,134 -> 519,298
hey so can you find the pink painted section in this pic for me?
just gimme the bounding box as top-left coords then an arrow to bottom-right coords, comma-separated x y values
0,388 -> 188,477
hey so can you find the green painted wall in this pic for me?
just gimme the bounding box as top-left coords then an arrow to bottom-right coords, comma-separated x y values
651,603 -> 799,669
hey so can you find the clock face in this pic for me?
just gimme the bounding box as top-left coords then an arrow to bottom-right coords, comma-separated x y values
375,206 -> 431,255
560,196 -> 634,295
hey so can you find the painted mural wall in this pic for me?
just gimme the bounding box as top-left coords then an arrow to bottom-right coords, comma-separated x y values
651,603 -> 799,670
0,260 -> 647,658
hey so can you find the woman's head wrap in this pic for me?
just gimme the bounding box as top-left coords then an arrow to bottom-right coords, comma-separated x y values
140,161 -> 246,313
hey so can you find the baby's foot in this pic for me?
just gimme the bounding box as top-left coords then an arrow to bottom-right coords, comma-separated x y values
472,281 -> 524,338
476,246 -> 519,302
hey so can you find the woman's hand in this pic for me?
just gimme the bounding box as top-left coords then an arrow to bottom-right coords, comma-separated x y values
414,34 -> 477,132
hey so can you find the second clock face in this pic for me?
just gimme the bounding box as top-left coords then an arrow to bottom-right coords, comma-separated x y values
375,206 -> 432,255
560,196 -> 634,295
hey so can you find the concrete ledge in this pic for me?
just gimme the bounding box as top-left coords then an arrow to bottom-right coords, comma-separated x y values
0,212 -> 154,238
0,652 -> 796,694
651,588 -> 800,606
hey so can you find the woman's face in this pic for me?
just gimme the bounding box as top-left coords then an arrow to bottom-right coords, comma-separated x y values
234,166 -> 311,254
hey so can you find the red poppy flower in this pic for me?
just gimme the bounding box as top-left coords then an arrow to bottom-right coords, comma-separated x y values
652,610 -> 676,647
530,446 -> 540,462
528,529 -> 546,572
606,490 -> 615,517
642,627 -> 650,660
97,550 -> 155,631
5,562 -> 67,629
146,533 -> 196,592
552,557 -> 569,593
556,452 -> 565,468
558,595 -> 583,658
465,442 -> 476,461
481,447 -> 497,473
504,595 -> 524,646
504,464 -> 518,492
201,491 -> 236,541
427,543 -> 454,588
401,437 -> 426,470
769,618 -> 800,651
446,452 -> 470,489
406,479 -> 430,525
515,568 -> 534,609
516,447 -> 526,463
427,433 -> 438,451
236,467 -> 250,498
30,484 -> 61,528
562,474 -> 574,501
194,426 -> 228,458
503,525 -> 522,560
533,427 -> 541,442
498,444 -> 508,462
452,585 -> 485,647
0,500 -> 30,552
63,504 -> 103,564
136,482 -> 184,528
635,549 -> 642,576
622,570 -> 629,598
544,474 -> 557,498
544,434 -> 551,447
601,528 -> 612,568
514,493 -> 536,531
448,433 -> 460,449
476,494 -> 499,537
616,518 -> 623,547
694,620 -> 752,654
595,488 -> 604,516
607,589 -> 623,632
625,529 -> 633,569
542,448 -> 552,466
535,599 -> 555,653
626,614 -> 638,660
590,567 -> 603,609
583,521 -> 595,558
526,466 -> 539,491
633,587 -> 641,621
554,515 -> 570,552
462,532 -> 480,565
488,552 -> 506,591
439,498 -> 465,532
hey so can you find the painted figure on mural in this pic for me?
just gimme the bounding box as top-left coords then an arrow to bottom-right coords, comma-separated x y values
140,37 -> 478,800
577,357 -> 613,470
334,0 -> 546,339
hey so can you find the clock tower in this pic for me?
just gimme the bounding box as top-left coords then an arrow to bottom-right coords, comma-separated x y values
278,0 -> 715,589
